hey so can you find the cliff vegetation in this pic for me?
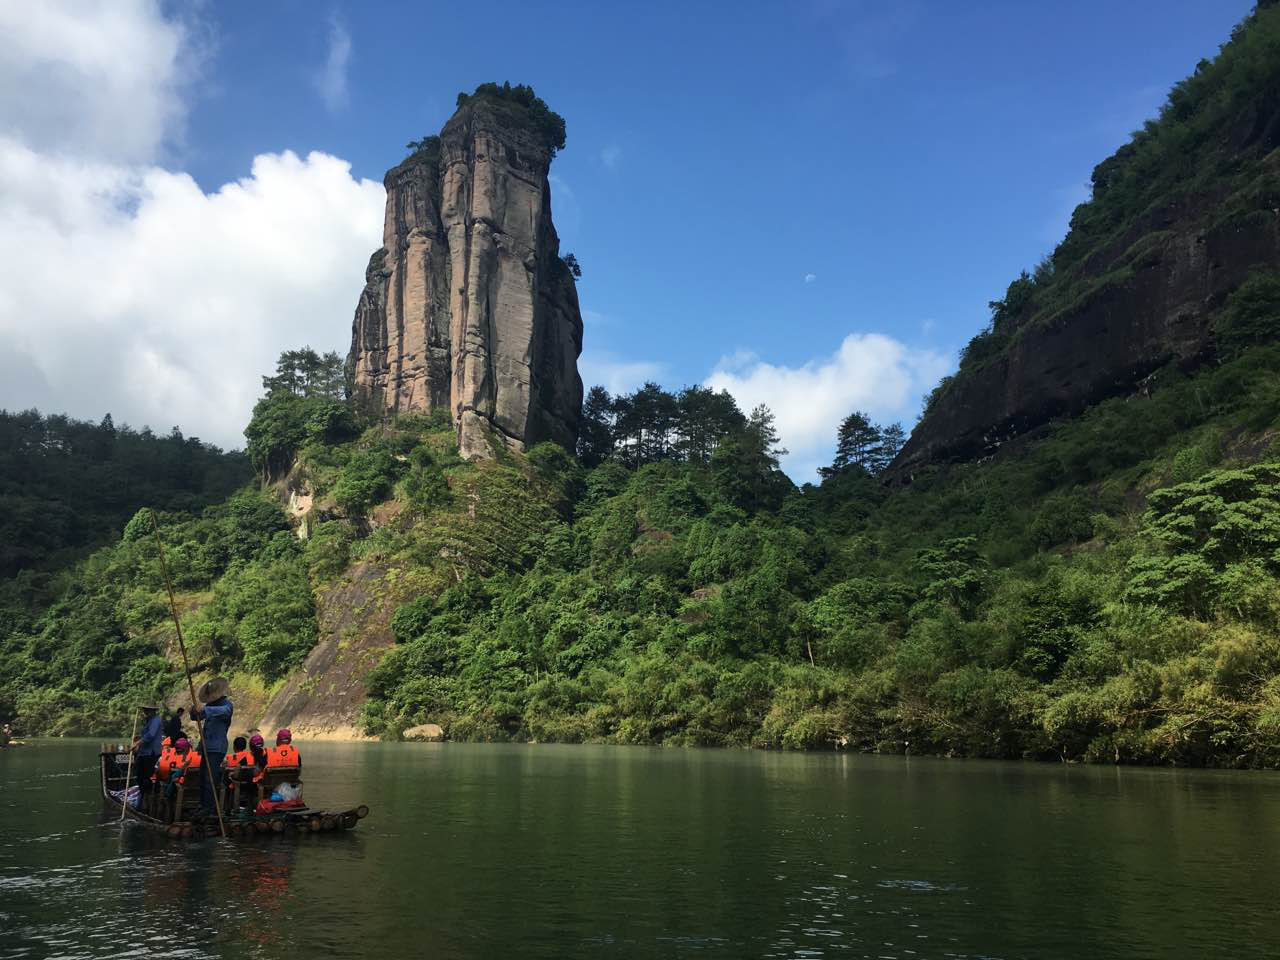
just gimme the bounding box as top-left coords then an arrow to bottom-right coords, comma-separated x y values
6,24 -> 1280,769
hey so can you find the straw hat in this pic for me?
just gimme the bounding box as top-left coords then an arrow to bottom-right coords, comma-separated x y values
197,677 -> 230,703
137,703 -> 159,712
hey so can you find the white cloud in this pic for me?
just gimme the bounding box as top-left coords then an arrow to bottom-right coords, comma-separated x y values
579,352 -> 664,396
0,0 -> 192,163
601,143 -> 622,169
314,11 -> 352,112
0,2 -> 386,450
705,333 -> 952,481
0,143 -> 384,448
804,273 -> 817,283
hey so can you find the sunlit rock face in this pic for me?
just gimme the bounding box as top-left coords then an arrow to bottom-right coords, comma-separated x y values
348,98 -> 582,459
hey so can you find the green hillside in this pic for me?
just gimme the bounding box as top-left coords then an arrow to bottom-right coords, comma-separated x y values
5,6 -> 1280,766
5,336 -> 1280,764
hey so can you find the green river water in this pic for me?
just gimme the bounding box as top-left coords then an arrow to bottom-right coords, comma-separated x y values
2,740 -> 1279,959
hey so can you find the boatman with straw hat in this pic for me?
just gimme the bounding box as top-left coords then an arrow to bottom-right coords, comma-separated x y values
189,678 -> 233,819
130,703 -> 164,801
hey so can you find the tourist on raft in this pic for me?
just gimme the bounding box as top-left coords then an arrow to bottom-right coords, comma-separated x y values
188,678 -> 233,819
129,704 -> 163,800
163,706 -> 185,744
223,736 -> 257,809
248,732 -> 268,768
253,728 -> 302,782
161,738 -> 200,802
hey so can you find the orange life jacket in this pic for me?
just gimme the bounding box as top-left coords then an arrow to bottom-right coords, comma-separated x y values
153,748 -> 174,781
174,750 -> 202,784
255,743 -> 301,781
224,750 -> 256,773
266,743 -> 300,768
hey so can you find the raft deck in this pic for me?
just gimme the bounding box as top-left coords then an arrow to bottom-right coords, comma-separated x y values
99,746 -> 369,840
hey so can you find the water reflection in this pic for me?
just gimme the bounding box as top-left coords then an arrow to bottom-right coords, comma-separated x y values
4,742 -> 1280,958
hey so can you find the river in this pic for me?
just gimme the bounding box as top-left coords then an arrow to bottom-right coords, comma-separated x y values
2,740 -> 1278,959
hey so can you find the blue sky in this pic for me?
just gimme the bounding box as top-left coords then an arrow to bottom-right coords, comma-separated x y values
0,1 -> 1256,476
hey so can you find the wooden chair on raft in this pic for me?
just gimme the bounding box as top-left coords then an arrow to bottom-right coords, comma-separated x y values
255,765 -> 304,811
224,762 -> 260,812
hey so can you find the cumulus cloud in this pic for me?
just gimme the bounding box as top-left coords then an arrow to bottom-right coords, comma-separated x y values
804,273 -> 817,283
0,144 -> 384,447
0,1 -> 385,450
314,11 -> 352,112
579,352 -> 665,395
0,0 -> 191,163
705,333 -> 952,481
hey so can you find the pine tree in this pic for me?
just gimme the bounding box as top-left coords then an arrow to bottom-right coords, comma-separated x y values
577,385 -> 615,467
830,411 -> 880,473
869,422 -> 906,474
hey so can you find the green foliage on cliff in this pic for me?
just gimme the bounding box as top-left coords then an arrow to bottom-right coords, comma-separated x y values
5,337 -> 1280,764
934,1 -> 1280,412
455,81 -> 567,155
244,347 -> 355,481
350,341 -> 1280,766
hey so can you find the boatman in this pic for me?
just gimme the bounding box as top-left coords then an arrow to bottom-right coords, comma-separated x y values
130,704 -> 163,800
189,677 -> 233,819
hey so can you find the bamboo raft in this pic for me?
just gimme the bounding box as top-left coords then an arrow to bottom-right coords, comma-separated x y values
100,745 -> 369,840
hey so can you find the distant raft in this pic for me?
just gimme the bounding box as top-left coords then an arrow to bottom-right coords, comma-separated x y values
99,745 -> 369,840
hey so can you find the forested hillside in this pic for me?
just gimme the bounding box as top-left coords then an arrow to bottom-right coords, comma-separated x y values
4,7 -> 1280,767
0,411 -> 249,637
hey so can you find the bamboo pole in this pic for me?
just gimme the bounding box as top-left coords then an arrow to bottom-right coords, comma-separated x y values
119,707 -> 139,822
149,510 -> 226,839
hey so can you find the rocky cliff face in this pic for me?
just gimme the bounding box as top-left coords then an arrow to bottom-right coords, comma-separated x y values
349,97 -> 583,459
891,7 -> 1280,478
893,196 -> 1280,476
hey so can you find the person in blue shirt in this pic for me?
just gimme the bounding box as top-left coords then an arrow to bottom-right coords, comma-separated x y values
189,678 -> 233,818
130,704 -> 164,801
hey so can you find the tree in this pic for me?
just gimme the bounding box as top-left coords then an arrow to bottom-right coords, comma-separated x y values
913,536 -> 988,616
825,411 -> 880,476
674,386 -> 745,464
713,405 -> 791,514
261,347 -> 346,400
577,385 -> 615,467
562,253 -> 582,279
869,422 -> 906,474
245,349 -> 356,480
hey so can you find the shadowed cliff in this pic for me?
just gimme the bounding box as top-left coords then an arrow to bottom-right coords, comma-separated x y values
893,3 -> 1280,479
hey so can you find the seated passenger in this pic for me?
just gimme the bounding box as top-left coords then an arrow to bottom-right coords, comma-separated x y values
224,736 -> 254,771
222,735 -> 252,809
173,739 -> 202,786
248,733 -> 267,769
152,737 -> 175,784
253,729 -> 303,813
255,728 -> 301,781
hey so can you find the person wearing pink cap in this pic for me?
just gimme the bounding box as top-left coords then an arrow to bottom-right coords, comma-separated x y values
248,732 -> 268,769
255,728 -> 302,779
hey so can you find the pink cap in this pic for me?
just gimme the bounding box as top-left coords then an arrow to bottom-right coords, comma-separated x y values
175,738 -> 190,750
276,728 -> 292,744
249,734 -> 264,747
